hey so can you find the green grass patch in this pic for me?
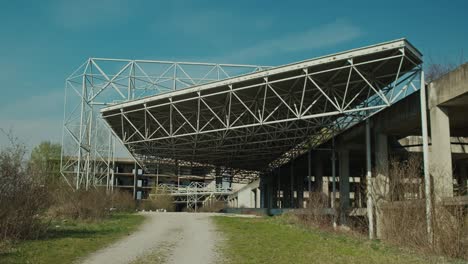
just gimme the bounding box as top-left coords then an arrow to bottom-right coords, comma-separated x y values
214,216 -> 460,264
0,213 -> 145,264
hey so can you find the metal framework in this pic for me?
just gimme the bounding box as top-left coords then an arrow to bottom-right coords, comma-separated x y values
60,59 -> 269,189
101,39 -> 423,173
150,182 -> 232,211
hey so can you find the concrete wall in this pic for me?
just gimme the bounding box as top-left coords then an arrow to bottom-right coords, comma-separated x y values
228,179 -> 260,208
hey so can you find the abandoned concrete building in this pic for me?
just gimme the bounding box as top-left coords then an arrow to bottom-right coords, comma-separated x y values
61,39 -> 467,238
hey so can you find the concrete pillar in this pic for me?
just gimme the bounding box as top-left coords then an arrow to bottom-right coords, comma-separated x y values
322,176 -> 329,201
314,152 -> 328,207
133,162 -> 137,199
430,106 -> 454,199
271,172 -> 278,208
282,168 -> 291,208
314,152 -> 324,192
260,175 -> 266,208
308,150 -> 312,199
276,169 -> 281,208
339,149 -> 350,225
375,133 -> 389,239
256,188 -> 261,208
260,185 -> 266,209
297,170 -> 304,208
458,163 -> 467,195
290,162 -> 295,207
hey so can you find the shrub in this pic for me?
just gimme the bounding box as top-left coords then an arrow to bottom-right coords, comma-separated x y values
375,156 -> 467,260
142,194 -> 175,212
47,186 -> 111,220
0,133 -> 49,240
110,190 -> 136,212
290,192 -> 333,229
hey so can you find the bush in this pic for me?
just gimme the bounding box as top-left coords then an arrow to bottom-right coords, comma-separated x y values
288,192 -> 334,231
141,194 -> 175,212
47,187 -> 112,220
110,190 -> 136,212
0,133 -> 49,240
376,156 -> 468,260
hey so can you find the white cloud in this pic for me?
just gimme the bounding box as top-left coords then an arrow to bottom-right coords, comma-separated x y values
219,19 -> 362,63
154,9 -> 273,36
50,0 -> 131,30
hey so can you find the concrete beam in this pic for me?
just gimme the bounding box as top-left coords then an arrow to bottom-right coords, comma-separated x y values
429,63 -> 468,108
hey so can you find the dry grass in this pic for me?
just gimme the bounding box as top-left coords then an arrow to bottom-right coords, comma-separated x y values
295,192 -> 332,228
144,188 -> 175,211
47,187 -> 112,220
374,155 -> 467,260
110,190 -> 137,212
47,186 -> 138,220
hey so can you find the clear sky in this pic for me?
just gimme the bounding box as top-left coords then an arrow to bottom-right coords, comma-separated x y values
0,0 -> 467,148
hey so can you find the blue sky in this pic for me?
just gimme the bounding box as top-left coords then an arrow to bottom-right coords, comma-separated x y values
0,0 -> 467,148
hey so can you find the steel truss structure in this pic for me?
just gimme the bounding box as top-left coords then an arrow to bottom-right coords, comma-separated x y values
101,39 -> 423,172
150,182 -> 232,211
60,58 -> 269,189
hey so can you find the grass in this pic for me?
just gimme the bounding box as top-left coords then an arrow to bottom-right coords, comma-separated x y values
213,216 -> 463,264
0,213 -> 145,264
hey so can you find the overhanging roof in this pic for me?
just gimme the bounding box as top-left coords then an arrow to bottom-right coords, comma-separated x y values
101,39 -> 423,171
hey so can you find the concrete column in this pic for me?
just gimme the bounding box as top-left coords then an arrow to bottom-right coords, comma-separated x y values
261,184 -> 267,208
297,170 -> 304,208
339,149 -> 350,225
308,151 -> 312,198
276,168 -> 282,208
430,106 -> 454,199
133,162 -> 137,199
375,133 -> 389,239
322,176 -> 329,201
290,162 -> 295,207
282,168 -> 290,208
314,152 -> 324,192
271,172 -> 278,208
256,188 -> 261,208
458,163 -> 467,195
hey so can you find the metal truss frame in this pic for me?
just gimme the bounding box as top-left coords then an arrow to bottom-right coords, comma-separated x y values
102,39 -> 423,172
60,58 -> 269,189
150,182 -> 231,211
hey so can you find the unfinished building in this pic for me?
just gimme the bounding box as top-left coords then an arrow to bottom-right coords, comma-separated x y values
61,39 -> 467,238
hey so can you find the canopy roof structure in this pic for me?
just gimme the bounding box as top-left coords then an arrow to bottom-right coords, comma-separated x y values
101,39 -> 422,172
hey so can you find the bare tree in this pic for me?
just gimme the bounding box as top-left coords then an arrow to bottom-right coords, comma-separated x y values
426,53 -> 466,82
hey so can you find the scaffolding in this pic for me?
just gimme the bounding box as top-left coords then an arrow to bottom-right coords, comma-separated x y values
150,182 -> 232,211
60,58 -> 269,190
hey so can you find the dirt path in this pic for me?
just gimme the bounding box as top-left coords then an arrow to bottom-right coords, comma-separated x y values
80,212 -> 221,264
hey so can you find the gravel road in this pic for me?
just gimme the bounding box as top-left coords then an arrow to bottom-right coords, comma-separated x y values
80,212 -> 221,264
